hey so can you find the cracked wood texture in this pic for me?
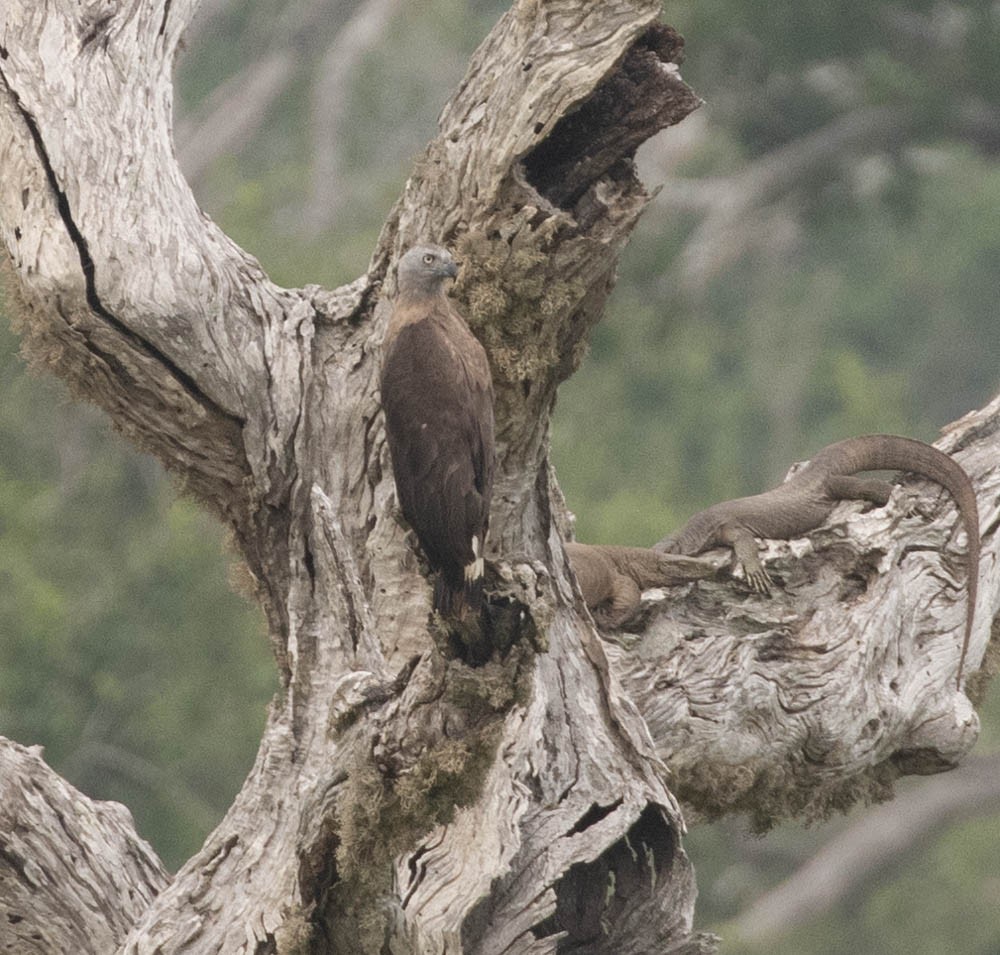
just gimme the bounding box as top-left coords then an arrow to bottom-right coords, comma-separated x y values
0,2 -> 713,954
605,398 -> 1000,828
0,2 -> 996,955
0,739 -> 169,953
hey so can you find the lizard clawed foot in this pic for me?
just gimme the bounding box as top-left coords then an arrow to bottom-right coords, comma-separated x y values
894,487 -> 933,520
744,566 -> 773,595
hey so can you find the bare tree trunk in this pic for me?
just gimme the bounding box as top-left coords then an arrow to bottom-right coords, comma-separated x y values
0,2 -> 996,954
0,1 -> 708,952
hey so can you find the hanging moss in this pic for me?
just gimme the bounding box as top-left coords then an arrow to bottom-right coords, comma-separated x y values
326,644 -> 533,954
455,230 -> 590,395
675,755 -> 900,834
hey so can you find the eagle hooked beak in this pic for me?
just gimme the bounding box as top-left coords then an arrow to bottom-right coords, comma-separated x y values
442,260 -> 459,279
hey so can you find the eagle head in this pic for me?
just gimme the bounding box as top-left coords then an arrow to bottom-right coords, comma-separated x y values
397,244 -> 459,297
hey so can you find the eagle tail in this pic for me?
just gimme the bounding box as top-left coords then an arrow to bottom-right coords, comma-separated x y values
464,570 -> 485,615
434,561 -> 485,619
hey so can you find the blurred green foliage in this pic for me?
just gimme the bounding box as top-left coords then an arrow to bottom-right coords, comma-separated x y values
556,145 -> 1000,543
0,308 -> 275,869
2,0 -> 1000,947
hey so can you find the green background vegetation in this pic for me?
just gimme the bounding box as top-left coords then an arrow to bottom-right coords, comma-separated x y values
2,0 -> 999,950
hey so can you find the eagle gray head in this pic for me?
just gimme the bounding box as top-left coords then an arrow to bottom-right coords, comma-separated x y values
397,244 -> 458,297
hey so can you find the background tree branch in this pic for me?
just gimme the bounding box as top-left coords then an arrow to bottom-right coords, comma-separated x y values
302,0 -> 404,235
177,0 -> 364,190
724,751 -> 1000,944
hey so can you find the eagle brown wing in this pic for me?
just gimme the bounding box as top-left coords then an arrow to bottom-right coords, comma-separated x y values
381,301 -> 495,614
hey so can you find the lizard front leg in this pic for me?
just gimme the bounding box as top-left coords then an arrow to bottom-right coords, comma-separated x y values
718,523 -> 772,594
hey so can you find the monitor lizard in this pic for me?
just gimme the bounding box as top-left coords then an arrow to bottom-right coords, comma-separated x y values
654,434 -> 980,686
565,542 -> 716,628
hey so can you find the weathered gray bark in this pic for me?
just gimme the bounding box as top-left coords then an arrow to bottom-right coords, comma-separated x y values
0,1 -> 710,953
0,1 -> 996,954
605,396 -> 1000,827
0,739 -> 169,953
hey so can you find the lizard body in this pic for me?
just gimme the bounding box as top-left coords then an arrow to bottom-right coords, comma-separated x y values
655,434 -> 980,685
566,542 -> 716,628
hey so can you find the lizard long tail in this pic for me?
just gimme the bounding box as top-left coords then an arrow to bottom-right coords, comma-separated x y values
809,434 -> 980,687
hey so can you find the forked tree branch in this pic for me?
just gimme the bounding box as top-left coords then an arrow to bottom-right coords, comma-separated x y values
1,1 -> 712,952
0,0 -> 996,953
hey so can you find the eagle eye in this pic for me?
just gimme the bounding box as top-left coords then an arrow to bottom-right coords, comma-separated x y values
423,253 -> 435,265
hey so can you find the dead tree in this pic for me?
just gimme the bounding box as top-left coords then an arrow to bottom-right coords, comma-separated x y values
0,1 -> 996,953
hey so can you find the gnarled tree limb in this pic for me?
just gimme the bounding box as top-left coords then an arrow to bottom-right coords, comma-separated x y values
605,396 -> 1000,827
0,739 -> 168,954
0,0 -> 996,952
1,1 -> 710,953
